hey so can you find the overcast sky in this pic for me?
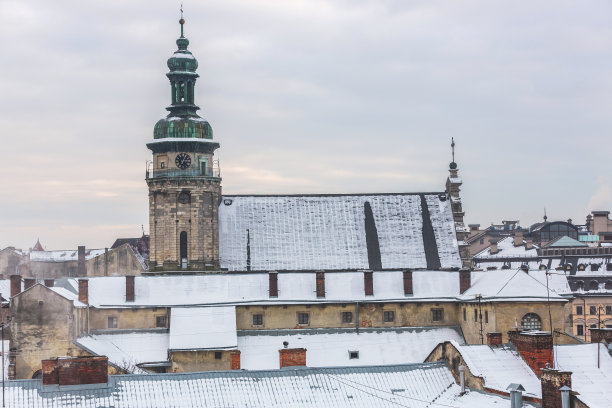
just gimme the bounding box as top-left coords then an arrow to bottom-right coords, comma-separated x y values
1,0 -> 611,251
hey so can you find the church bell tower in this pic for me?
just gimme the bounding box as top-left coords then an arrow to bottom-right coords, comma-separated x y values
146,15 -> 221,271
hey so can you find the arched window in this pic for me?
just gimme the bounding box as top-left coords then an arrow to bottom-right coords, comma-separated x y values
605,281 -> 612,290
32,369 -> 42,379
575,280 -> 584,291
589,280 -> 599,291
521,313 -> 542,330
578,264 -> 586,271
539,264 -> 547,270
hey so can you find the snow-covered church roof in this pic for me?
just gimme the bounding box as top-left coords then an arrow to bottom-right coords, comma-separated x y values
219,193 -> 461,271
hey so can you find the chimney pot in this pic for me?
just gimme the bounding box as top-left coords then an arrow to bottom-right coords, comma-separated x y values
487,332 -> 503,346
459,269 -> 471,294
125,275 -> 135,302
10,275 -> 21,297
526,238 -> 533,250
78,279 -> 88,305
489,240 -> 499,255
514,230 -> 524,247
44,279 -> 54,287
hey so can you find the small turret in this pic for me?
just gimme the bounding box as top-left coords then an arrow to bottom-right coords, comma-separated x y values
445,138 -> 471,268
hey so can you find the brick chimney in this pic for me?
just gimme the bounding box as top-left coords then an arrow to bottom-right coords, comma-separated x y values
77,246 -> 86,277
459,269 -> 471,294
489,240 -> 499,255
487,332 -> 503,346
513,230 -> 524,247
78,279 -> 88,305
230,350 -> 241,370
590,328 -> 612,344
315,272 -> 325,298
520,264 -> 529,274
508,330 -> 553,376
540,368 -> 572,408
279,348 -> 307,368
526,238 -> 533,250
44,279 -> 54,287
269,272 -> 278,298
125,275 -> 135,302
403,270 -> 413,295
364,271 -> 374,296
24,278 -> 36,290
42,356 -> 108,386
10,275 -> 21,298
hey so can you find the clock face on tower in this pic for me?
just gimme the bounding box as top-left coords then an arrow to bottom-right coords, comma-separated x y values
175,153 -> 191,169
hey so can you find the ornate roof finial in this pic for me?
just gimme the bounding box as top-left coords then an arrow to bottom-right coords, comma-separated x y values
543,208 -> 548,222
449,137 -> 457,170
179,4 -> 185,38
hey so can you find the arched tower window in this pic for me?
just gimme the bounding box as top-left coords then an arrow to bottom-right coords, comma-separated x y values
521,313 -> 542,330
180,231 -> 188,269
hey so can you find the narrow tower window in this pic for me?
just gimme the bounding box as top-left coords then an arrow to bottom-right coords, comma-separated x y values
180,231 -> 188,269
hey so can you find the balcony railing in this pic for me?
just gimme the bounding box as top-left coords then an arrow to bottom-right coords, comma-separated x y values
146,160 -> 220,179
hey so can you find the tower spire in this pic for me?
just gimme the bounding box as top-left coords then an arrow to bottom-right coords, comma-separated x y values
179,4 -> 185,37
451,137 -> 455,163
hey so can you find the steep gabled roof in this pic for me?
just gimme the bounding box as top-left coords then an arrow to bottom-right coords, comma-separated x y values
462,269 -> 565,301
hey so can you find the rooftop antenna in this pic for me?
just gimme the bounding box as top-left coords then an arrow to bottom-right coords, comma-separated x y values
179,3 -> 185,37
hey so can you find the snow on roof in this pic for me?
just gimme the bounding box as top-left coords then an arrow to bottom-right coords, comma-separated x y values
75,331 -> 169,374
238,326 -> 465,370
75,271 -> 462,308
169,306 -> 237,350
448,340 -> 541,399
474,236 -> 539,259
0,279 -> 10,302
219,194 -> 461,271
4,361 -> 522,407
527,270 -> 572,295
29,249 -> 105,262
473,260 -> 547,271
48,286 -> 87,307
555,343 -> 612,408
462,269 -> 565,302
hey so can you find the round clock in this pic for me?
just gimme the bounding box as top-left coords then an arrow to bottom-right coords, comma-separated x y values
175,153 -> 191,169
178,191 -> 190,204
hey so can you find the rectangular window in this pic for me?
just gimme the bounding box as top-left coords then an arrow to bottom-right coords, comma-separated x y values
214,351 -> 222,360
463,308 -> 466,321
155,315 -> 167,328
383,310 -> 395,323
342,312 -> 353,323
474,309 -> 478,322
348,351 -> 359,359
253,314 -> 263,326
297,312 -> 309,325
577,325 -> 584,336
590,306 -> 597,315
576,306 -> 583,315
606,306 -> 611,315
269,272 -> 278,297
316,272 -> 325,298
432,309 -> 443,322
108,316 -> 118,329
485,310 -> 489,324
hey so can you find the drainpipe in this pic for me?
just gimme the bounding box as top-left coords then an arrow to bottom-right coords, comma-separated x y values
355,302 -> 359,333
583,298 -> 587,341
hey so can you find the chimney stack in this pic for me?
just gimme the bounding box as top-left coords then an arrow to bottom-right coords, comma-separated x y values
459,269 -> 471,294
520,264 -> 529,274
403,270 -> 413,295
269,272 -> 278,298
10,275 -> 21,298
279,348 -> 307,368
590,328 -> 612,344
508,330 -> 553,376
487,332 -> 503,346
125,275 -> 135,302
364,271 -> 374,296
526,238 -> 533,250
24,278 -> 36,290
230,350 -> 241,370
78,279 -> 88,305
42,356 -> 108,386
44,279 -> 54,288
77,246 -> 86,277
540,368 -> 572,408
315,272 -> 325,298
489,240 -> 499,255
514,230 -> 524,247
507,383 -> 525,408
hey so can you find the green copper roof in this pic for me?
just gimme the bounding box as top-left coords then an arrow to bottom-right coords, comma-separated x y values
546,236 -> 587,248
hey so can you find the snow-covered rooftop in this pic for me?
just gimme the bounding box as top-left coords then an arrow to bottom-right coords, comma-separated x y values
4,361 -> 526,407
238,326 -> 465,370
555,343 -> 612,408
219,194 -> 461,271
445,340 -> 541,399
29,249 -> 105,262
474,236 -> 539,259
55,269 -> 556,309
169,306 -> 237,350
75,331 -> 169,374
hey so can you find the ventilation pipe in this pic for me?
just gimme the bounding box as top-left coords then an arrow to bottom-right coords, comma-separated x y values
560,385 -> 571,408
458,365 -> 466,394
507,383 -> 525,408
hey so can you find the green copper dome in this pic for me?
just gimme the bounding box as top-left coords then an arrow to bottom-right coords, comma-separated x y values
154,116 -> 213,139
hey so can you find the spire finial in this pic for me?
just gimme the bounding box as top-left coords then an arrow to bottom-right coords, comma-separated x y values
451,137 -> 456,163
179,4 -> 185,38
543,208 -> 548,222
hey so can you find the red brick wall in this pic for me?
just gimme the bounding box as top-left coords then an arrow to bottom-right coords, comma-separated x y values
10,275 -> 21,297
487,332 -> 502,346
24,278 -> 36,290
590,328 -> 612,344
541,368 -> 571,408
42,356 -> 108,386
459,269 -> 471,294
508,331 -> 553,376
230,350 -> 241,370
279,348 -> 307,368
